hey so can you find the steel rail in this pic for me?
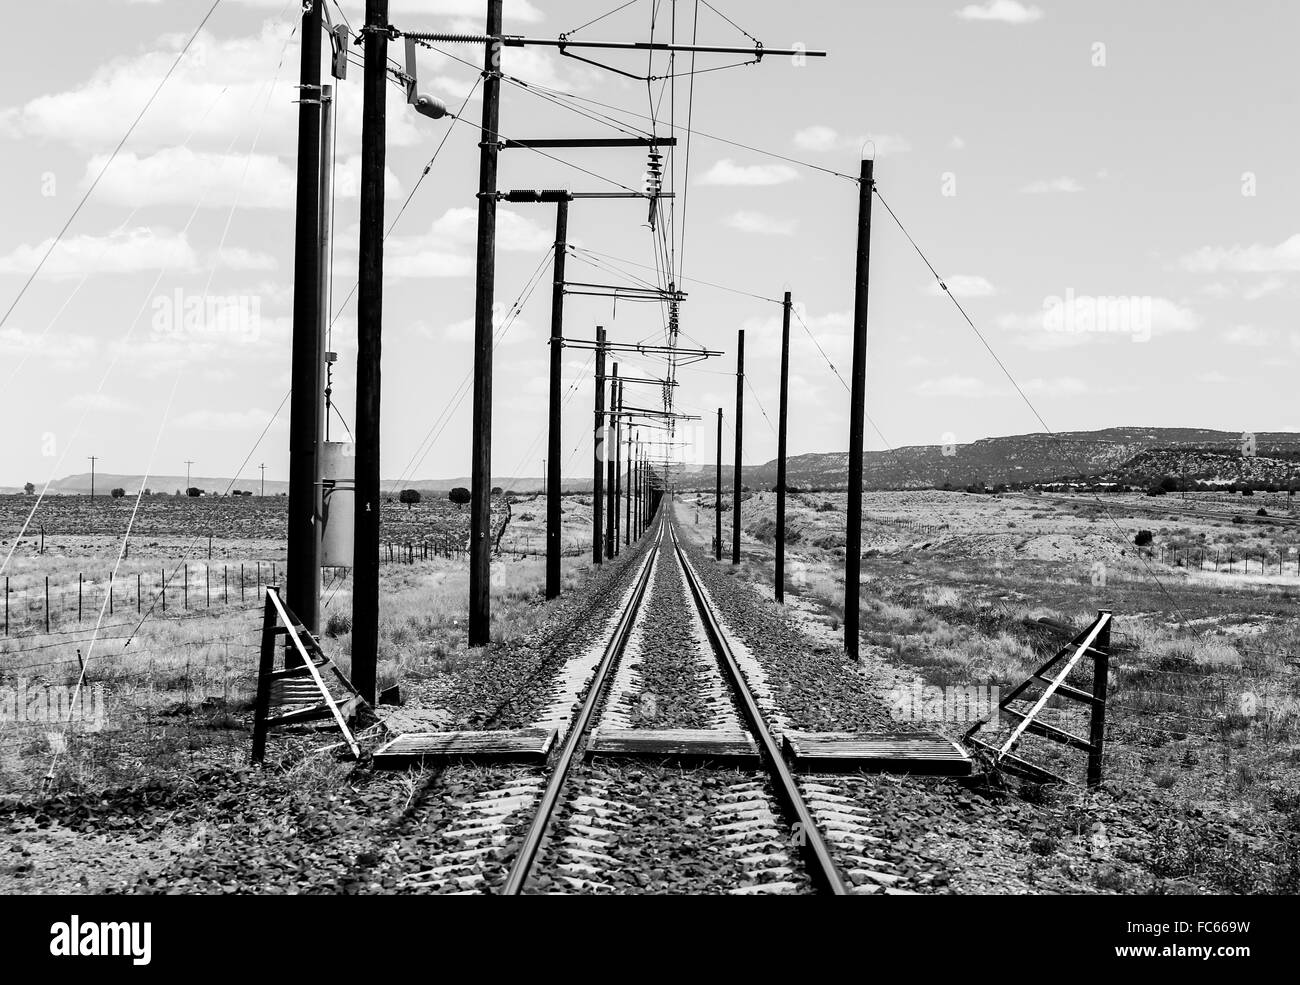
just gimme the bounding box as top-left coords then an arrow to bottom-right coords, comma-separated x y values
501,512 -> 664,895
668,518 -> 850,895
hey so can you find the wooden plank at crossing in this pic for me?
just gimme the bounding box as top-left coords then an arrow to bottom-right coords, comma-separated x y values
783,730 -> 972,775
586,727 -> 760,764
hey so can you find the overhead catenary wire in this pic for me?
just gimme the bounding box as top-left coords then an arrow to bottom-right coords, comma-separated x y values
873,183 -> 1211,637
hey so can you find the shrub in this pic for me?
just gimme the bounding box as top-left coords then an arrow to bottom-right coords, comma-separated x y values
1257,507 -> 1268,517
448,487 -> 471,506
110,487 -> 126,499
186,487 -> 202,497
1134,530 -> 1154,546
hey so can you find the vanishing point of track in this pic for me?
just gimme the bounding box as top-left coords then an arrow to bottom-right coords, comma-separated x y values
499,505 -> 849,895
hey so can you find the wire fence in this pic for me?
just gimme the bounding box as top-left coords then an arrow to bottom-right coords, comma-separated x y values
0,619 -> 265,796
2,561 -> 280,637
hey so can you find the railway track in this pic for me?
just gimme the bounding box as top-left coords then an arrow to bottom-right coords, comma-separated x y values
401,502 -> 913,895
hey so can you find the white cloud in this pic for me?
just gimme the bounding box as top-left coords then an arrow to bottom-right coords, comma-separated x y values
955,1 -> 1044,24
229,0 -> 545,22
995,295 -> 1199,348
0,22 -> 435,154
793,126 -> 911,157
725,211 -> 798,236
1221,324 -> 1273,346
0,328 -> 98,363
384,206 -> 548,278
213,247 -> 278,271
1021,176 -> 1083,194
85,148 -> 293,207
698,159 -> 799,187
1244,277 -> 1286,300
0,227 -> 197,277
1179,234 -> 1300,274
68,393 -> 134,413
927,275 -> 995,298
430,207 -> 551,251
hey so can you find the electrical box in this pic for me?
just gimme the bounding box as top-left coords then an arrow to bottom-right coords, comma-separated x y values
321,441 -> 355,568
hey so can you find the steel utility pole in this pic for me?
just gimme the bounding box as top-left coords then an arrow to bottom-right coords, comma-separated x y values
715,408 -> 723,561
288,0 -> 323,642
593,327 -> 606,564
605,363 -> 619,559
259,463 -> 266,498
732,329 -> 744,565
545,198 -> 568,599
351,0 -> 388,703
184,460 -> 195,490
845,158 -> 874,661
88,456 -> 97,499
468,0 -> 504,647
776,292 -> 791,602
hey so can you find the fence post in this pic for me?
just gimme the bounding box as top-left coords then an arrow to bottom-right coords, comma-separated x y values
184,563 -> 189,609
79,573 -> 83,622
224,565 -> 228,605
109,573 -> 113,616
3,577 -> 7,636
138,573 -> 142,613
241,564 -> 245,603
1087,609 -> 1112,786
45,576 -> 49,632
162,568 -> 166,613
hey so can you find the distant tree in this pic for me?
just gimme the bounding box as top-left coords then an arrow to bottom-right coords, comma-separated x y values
1242,487 -> 1254,497
23,482 -> 34,495
1159,476 -> 1178,493
110,487 -> 126,499
1146,485 -> 1167,497
1257,507 -> 1269,517
490,485 -> 503,496
399,488 -> 421,509
1134,530 -> 1154,547
448,487 -> 471,506
186,487 -> 202,497
143,488 -> 151,496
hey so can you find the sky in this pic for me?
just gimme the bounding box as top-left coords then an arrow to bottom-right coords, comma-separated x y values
1,0 -> 1297,489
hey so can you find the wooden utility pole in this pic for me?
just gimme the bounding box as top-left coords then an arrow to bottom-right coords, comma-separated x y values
715,408 -> 723,561
605,364 -> 618,559
624,423 -> 631,548
87,456 -> 97,499
845,158 -> 873,661
613,379 -> 623,556
288,0 -> 324,640
593,327 -> 605,564
259,463 -> 265,498
468,0 -> 504,647
775,291 -> 791,602
351,0 -> 388,703
545,198 -> 568,599
732,329 -> 744,565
